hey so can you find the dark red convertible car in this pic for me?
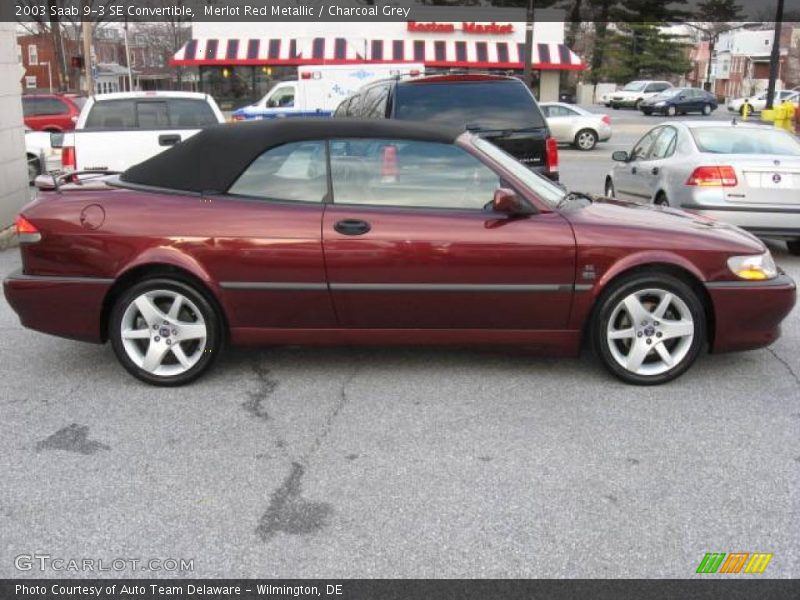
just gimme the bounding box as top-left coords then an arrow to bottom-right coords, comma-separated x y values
3,119 -> 796,386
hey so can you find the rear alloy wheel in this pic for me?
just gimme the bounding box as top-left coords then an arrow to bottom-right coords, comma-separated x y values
574,129 -> 598,151
593,273 -> 705,385
604,178 -> 616,198
787,240 -> 800,256
110,279 -> 222,386
702,104 -> 712,116
666,105 -> 677,117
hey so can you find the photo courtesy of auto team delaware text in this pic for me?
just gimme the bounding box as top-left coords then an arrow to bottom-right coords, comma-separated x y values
0,0 -> 799,595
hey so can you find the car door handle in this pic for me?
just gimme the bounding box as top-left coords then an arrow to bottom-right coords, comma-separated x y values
334,219 -> 371,236
159,134 -> 181,147
651,167 -> 659,175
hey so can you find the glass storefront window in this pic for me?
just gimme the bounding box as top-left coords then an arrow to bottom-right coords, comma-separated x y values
199,65 -> 295,111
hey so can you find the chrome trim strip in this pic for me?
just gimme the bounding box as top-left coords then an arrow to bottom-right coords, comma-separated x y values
574,284 -> 593,292
220,281 -> 327,291
330,283 -> 571,293
220,281 -> 586,293
705,275 -> 795,289
5,270 -> 113,284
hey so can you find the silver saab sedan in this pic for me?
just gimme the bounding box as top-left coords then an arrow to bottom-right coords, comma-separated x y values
605,121 -> 800,255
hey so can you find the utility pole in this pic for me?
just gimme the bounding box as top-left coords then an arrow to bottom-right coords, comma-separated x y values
522,0 -> 535,88
766,0 -> 784,110
81,0 -> 93,95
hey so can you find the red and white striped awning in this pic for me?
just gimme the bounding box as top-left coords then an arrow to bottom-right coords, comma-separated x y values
171,37 -> 584,70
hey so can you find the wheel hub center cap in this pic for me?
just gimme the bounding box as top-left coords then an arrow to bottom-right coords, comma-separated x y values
643,325 -> 656,337
159,327 -> 171,338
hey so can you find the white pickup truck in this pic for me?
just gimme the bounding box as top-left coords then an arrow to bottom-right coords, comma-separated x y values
56,91 -> 225,173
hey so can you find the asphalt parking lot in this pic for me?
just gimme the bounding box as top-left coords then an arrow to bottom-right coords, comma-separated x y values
1,111 -> 798,579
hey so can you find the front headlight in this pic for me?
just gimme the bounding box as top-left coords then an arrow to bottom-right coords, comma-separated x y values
727,252 -> 778,280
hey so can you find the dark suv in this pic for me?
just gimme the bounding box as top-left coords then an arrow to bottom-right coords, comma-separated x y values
334,74 -> 558,180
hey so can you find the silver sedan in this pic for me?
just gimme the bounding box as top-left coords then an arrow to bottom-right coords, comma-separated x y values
604,121 -> 800,255
540,103 -> 612,151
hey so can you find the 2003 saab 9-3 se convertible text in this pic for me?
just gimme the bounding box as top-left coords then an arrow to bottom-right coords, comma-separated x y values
3,119 -> 796,386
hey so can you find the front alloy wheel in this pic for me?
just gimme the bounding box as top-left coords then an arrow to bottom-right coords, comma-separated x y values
594,274 -> 705,384
110,279 -> 222,385
666,105 -> 677,116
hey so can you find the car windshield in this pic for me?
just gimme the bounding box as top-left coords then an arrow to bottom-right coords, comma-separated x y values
622,81 -> 647,92
691,127 -> 800,155
654,89 -> 682,98
471,136 -> 565,208
394,81 -> 546,130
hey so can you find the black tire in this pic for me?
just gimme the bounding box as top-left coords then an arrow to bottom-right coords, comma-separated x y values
109,278 -> 223,386
604,178 -> 615,198
574,128 -> 598,151
612,104 -> 620,110
592,272 -> 706,385
654,192 -> 670,207
787,240 -> 800,256
642,109 -> 652,116
27,155 -> 40,184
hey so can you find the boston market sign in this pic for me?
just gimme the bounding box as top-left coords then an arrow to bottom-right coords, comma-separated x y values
407,21 -> 515,35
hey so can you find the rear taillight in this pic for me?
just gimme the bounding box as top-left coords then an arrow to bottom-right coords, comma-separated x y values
686,166 -> 737,187
15,215 -> 41,243
601,115 -> 611,125
545,136 -> 559,174
62,146 -> 76,171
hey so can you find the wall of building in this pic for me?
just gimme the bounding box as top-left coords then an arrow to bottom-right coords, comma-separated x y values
0,22 -> 29,231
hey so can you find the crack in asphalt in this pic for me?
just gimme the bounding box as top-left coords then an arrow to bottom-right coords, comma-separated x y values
241,361 -> 278,421
767,348 -> 800,387
256,365 -> 360,542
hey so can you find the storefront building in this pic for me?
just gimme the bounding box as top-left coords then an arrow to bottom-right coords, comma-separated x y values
171,20 -> 584,110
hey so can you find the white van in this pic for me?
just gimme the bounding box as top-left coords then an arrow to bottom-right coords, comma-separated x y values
232,63 -> 425,121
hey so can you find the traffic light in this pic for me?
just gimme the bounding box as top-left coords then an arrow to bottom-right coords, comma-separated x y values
70,56 -> 84,69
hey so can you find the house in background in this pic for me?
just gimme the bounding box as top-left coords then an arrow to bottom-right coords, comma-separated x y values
709,27 -> 796,99
17,25 -> 193,94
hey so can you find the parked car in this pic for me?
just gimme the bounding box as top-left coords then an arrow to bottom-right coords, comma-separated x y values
540,103 -> 612,151
639,87 -> 718,116
334,74 -> 559,180
609,81 -> 672,109
22,94 -> 85,132
604,121 -> 800,255
24,129 -> 61,183
4,119 -> 795,387
727,90 -> 800,114
56,91 -> 225,174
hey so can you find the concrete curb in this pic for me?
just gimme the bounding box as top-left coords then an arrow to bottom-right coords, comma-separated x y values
0,225 -> 18,250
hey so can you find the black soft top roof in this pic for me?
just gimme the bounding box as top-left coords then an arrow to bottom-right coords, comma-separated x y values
120,118 -> 462,194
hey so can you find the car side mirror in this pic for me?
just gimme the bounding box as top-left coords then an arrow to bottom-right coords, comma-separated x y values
492,188 -> 532,215
50,132 -> 64,149
612,150 -> 629,162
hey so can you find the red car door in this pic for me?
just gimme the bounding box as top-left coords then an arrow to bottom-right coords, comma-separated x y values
322,138 -> 576,330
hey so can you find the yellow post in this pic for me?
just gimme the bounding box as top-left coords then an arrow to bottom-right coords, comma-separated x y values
741,100 -> 751,120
